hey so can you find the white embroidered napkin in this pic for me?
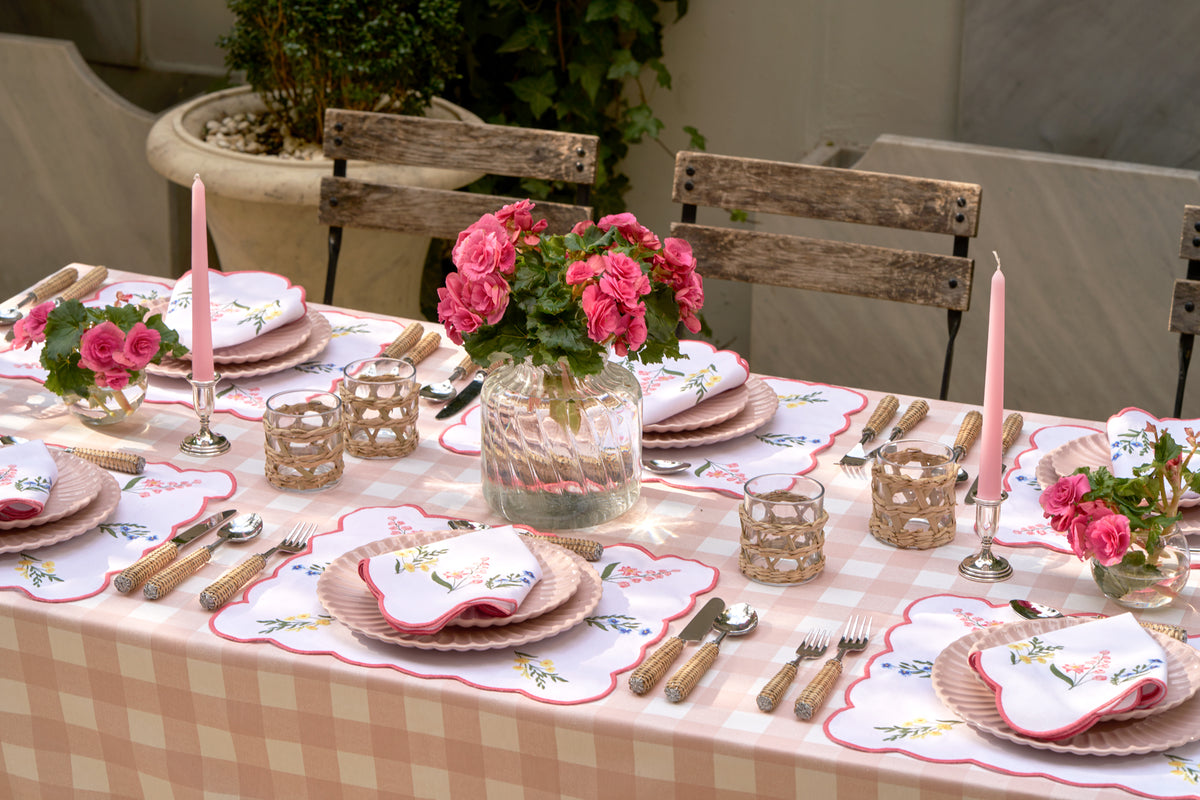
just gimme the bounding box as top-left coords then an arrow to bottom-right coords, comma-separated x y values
625,339 -> 750,425
967,614 -> 1168,740
357,527 -> 543,635
0,440 -> 59,521
165,270 -> 306,350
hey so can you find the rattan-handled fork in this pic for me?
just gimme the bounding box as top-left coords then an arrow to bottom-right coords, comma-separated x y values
756,629 -> 830,712
382,322 -> 424,358
198,522 -> 315,611
794,617 -> 871,720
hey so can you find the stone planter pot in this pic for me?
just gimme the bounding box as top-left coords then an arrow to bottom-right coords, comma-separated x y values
146,86 -> 483,319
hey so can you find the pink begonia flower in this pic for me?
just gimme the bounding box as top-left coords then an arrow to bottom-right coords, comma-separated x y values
451,214 -> 516,279
570,220 -> 597,236
581,284 -> 622,344
597,252 -> 651,308
78,321 -> 125,373
94,368 -> 131,391
1085,513 -> 1131,566
598,213 -> 661,250
459,271 -> 511,325
11,301 -> 55,349
1038,473 -> 1091,529
436,272 -> 483,345
114,322 -> 161,371
565,254 -> 608,285
494,199 -> 548,245
1065,500 -> 1114,559
675,270 -> 704,333
655,238 -> 696,276
612,311 -> 647,356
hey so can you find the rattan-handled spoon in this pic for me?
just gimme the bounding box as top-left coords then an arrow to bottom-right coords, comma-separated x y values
143,513 -> 263,600
663,602 -> 758,703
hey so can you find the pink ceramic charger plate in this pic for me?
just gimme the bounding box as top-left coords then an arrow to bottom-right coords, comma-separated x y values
642,377 -> 778,449
0,450 -> 103,530
932,617 -> 1200,756
0,467 -> 120,554
146,299 -> 313,364
147,310 -> 332,380
316,531 -> 602,651
643,382 -> 749,433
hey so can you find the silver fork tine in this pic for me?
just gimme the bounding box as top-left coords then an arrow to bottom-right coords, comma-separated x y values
198,522 -> 316,611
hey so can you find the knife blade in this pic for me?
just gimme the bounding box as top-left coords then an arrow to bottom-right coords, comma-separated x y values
435,368 -> 486,419
112,509 -> 238,593
0,266 -> 78,323
838,394 -> 899,466
965,413 -> 1024,503
628,596 -> 725,694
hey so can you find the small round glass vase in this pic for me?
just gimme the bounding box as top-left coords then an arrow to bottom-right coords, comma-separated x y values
1090,526 -> 1191,610
64,372 -> 148,427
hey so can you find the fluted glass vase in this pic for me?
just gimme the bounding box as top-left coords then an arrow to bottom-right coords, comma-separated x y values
480,359 -> 642,530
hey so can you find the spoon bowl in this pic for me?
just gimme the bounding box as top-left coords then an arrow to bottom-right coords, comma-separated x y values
419,381 -> 457,403
710,601 -> 759,644
643,458 -> 691,475
221,513 -> 265,544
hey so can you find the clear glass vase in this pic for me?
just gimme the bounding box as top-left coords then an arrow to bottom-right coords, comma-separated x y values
480,359 -> 642,530
64,373 -> 148,427
1090,526 -> 1191,610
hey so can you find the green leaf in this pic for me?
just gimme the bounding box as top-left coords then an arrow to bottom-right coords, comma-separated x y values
683,125 -> 707,151
508,73 -> 557,119
621,103 -> 663,143
568,61 -> 606,102
431,572 -> 453,591
605,49 -> 641,80
122,476 -> 146,491
1049,664 -> 1074,687
600,562 -> 618,580
648,58 -> 672,89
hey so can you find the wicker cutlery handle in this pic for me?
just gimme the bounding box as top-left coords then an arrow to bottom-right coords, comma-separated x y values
113,541 -> 178,593
1001,413 -> 1024,451
628,636 -> 684,694
892,400 -> 929,437
143,547 -> 212,600
863,395 -> 899,438
1140,622 -> 1190,642
756,661 -> 798,712
794,658 -> 843,720
405,332 -> 441,366
450,352 -> 475,380
519,532 -> 603,561
68,446 -> 145,474
383,322 -> 424,358
664,641 -> 720,703
198,554 -> 267,611
954,411 -> 983,456
59,265 -> 108,302
32,267 -> 79,301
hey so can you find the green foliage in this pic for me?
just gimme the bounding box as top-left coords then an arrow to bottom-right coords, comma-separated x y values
219,0 -> 463,143
448,0 -> 694,215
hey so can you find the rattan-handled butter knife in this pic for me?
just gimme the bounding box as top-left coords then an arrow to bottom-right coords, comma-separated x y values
628,597 -> 724,695
864,400 -> 930,460
112,509 -> 237,593
401,332 -> 441,367
838,395 -> 899,466
965,413 -> 1024,503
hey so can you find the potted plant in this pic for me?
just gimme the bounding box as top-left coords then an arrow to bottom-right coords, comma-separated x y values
146,0 -> 481,319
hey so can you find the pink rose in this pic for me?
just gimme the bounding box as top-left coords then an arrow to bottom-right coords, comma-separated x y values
114,322 -> 161,370
459,271 -> 510,325
656,238 -> 696,274
1084,513 -> 1131,566
1038,473 -> 1091,528
1065,500 -> 1114,560
675,270 -> 704,333
565,254 -> 607,285
78,321 -> 125,373
94,368 -> 131,391
581,284 -> 622,344
495,199 -> 548,245
451,215 -> 516,279
12,301 -> 54,349
598,213 -> 661,250
597,252 -> 651,308
436,273 -> 483,345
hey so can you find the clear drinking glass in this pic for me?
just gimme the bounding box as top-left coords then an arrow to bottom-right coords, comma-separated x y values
869,439 -> 957,549
339,357 -> 419,459
263,389 -> 344,492
739,474 -> 827,585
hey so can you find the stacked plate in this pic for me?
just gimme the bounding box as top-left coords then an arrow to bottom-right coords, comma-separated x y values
642,376 -> 780,449
0,450 -> 121,554
932,617 -> 1200,755
315,530 -> 603,651
144,299 -> 333,380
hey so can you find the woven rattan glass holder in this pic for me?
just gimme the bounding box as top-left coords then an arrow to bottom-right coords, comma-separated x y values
869,440 -> 956,549
263,389 -> 344,492
739,474 -> 827,585
339,357 -> 419,459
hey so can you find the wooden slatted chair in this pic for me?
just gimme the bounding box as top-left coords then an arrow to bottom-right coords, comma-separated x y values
1169,204 -> 1200,416
671,151 -> 982,400
319,110 -> 600,306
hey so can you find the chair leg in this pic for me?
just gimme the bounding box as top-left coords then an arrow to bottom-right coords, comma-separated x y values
939,309 -> 962,402
1175,333 -> 1194,418
324,226 -> 343,305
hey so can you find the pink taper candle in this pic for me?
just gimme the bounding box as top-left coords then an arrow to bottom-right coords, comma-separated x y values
976,253 -> 1006,502
190,174 -> 215,382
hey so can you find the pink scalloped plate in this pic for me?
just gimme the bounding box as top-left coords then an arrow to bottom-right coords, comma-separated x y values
147,310 -> 331,380
644,383 -> 749,433
642,377 -> 777,449
146,299 -> 313,364
0,467 -> 120,554
932,617 -> 1200,756
316,531 -> 601,651
0,450 -> 104,530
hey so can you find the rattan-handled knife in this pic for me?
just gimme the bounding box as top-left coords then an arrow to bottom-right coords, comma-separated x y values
112,509 -> 237,593
401,332 -> 441,367
838,395 -> 899,466
965,413 -> 1024,503
952,410 -> 983,482
628,597 -> 724,695
864,399 -> 930,460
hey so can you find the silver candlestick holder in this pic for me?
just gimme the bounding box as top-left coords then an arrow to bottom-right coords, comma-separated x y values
180,372 -> 230,457
958,492 -> 1012,582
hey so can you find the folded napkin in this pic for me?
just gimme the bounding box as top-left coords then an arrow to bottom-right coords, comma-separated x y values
357,527 -> 543,635
625,339 -> 750,425
165,270 -> 306,350
968,614 -> 1168,740
0,440 -> 58,521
